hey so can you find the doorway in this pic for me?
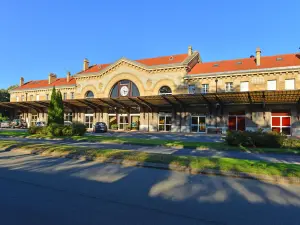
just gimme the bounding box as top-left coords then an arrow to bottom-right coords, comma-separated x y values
191,116 -> 206,133
119,114 -> 129,130
158,114 -> 172,131
130,115 -> 140,130
85,114 -> 94,129
228,113 -> 245,131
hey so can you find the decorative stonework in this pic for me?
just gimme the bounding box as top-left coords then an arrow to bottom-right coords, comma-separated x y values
98,82 -> 103,90
146,79 -> 152,88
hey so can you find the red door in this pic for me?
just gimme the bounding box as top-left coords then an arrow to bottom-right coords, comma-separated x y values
228,116 -> 245,131
228,116 -> 237,131
237,116 -> 245,131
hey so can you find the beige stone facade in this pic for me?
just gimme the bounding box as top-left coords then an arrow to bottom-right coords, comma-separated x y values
6,47 -> 300,135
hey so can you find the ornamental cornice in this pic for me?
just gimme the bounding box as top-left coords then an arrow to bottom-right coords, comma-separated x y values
10,86 -> 76,94
73,55 -> 196,79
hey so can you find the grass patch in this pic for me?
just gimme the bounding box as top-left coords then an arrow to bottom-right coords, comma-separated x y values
1,140 -> 300,178
1,130 -> 300,155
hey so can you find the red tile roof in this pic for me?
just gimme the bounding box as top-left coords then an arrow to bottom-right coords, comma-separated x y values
189,53 -> 300,75
79,53 -> 188,74
13,78 -> 76,91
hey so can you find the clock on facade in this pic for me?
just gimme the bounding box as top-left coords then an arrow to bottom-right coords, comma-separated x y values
120,86 -> 129,96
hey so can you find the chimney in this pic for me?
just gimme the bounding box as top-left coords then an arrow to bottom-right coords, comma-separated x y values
188,46 -> 193,56
48,73 -> 57,84
83,58 -> 89,71
67,71 -> 71,82
20,77 -> 24,86
256,47 -> 261,66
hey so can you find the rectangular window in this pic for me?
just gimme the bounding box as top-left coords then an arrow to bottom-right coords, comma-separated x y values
70,92 -> 74,99
271,111 -> 291,135
65,112 -> 73,122
16,96 -> 19,102
30,95 -> 33,101
225,82 -> 233,92
46,94 -> 49,100
36,94 -> 39,101
63,93 -> 67,100
267,80 -> 276,90
188,85 -> 196,94
201,84 -> 209,93
285,79 -> 295,90
21,95 -> 25,101
240,81 -> 249,92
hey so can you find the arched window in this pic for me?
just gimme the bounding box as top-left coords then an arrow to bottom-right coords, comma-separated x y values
159,86 -> 172,95
85,91 -> 94,99
110,80 -> 140,97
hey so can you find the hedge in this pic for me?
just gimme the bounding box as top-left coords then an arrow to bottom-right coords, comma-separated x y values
28,122 -> 86,137
225,130 -> 300,149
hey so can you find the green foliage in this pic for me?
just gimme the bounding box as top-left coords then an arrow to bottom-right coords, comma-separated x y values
0,113 -> 8,122
47,87 -> 64,125
28,126 -> 43,135
111,124 -> 118,129
225,130 -> 287,148
71,122 -> 87,136
55,90 -> 64,125
283,138 -> 300,149
62,126 -> 73,136
28,122 -> 86,137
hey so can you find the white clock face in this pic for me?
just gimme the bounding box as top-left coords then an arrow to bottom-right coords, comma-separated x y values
120,86 -> 129,96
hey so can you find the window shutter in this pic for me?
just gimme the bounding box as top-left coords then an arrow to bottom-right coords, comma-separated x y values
285,79 -> 295,90
240,82 -> 249,92
267,80 -> 276,90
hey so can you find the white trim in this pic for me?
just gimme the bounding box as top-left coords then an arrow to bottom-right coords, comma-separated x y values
271,115 -> 291,134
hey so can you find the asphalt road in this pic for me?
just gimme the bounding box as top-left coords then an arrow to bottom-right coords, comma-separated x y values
1,136 -> 300,164
0,150 -> 300,225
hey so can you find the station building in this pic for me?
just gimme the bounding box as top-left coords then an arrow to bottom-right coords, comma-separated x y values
1,46 -> 300,135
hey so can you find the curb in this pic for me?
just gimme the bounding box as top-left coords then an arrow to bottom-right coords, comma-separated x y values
13,148 -> 300,185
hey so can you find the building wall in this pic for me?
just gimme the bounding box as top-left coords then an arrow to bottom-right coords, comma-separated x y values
187,68 -> 300,93
74,64 -> 188,99
10,87 -> 76,102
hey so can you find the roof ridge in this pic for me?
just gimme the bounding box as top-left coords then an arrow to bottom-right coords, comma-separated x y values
202,53 -> 299,64
135,53 -> 187,61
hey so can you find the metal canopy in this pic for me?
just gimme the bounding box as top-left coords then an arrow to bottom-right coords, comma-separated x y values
0,90 -> 299,110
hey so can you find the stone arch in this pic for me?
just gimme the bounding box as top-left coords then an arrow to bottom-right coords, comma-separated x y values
80,85 -> 98,99
152,79 -> 177,95
104,73 -> 145,97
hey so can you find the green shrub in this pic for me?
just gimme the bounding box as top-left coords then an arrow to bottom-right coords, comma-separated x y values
71,122 -> 86,136
46,123 -> 64,136
111,124 -> 118,130
225,130 -> 287,148
283,138 -> 300,149
62,126 -> 73,136
28,122 -> 86,137
28,126 -> 43,135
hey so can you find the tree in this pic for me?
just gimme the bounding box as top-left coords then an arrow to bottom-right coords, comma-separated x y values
0,85 -> 18,102
55,90 -> 64,125
47,87 -> 64,125
0,89 -> 9,102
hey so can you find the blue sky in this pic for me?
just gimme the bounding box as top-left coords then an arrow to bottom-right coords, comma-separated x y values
0,0 -> 299,88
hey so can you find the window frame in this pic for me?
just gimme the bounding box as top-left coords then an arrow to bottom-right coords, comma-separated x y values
240,81 -> 249,92
267,80 -> 277,91
158,86 -> 172,95
285,79 -> 295,90
201,84 -> 209,93
225,82 -> 233,92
